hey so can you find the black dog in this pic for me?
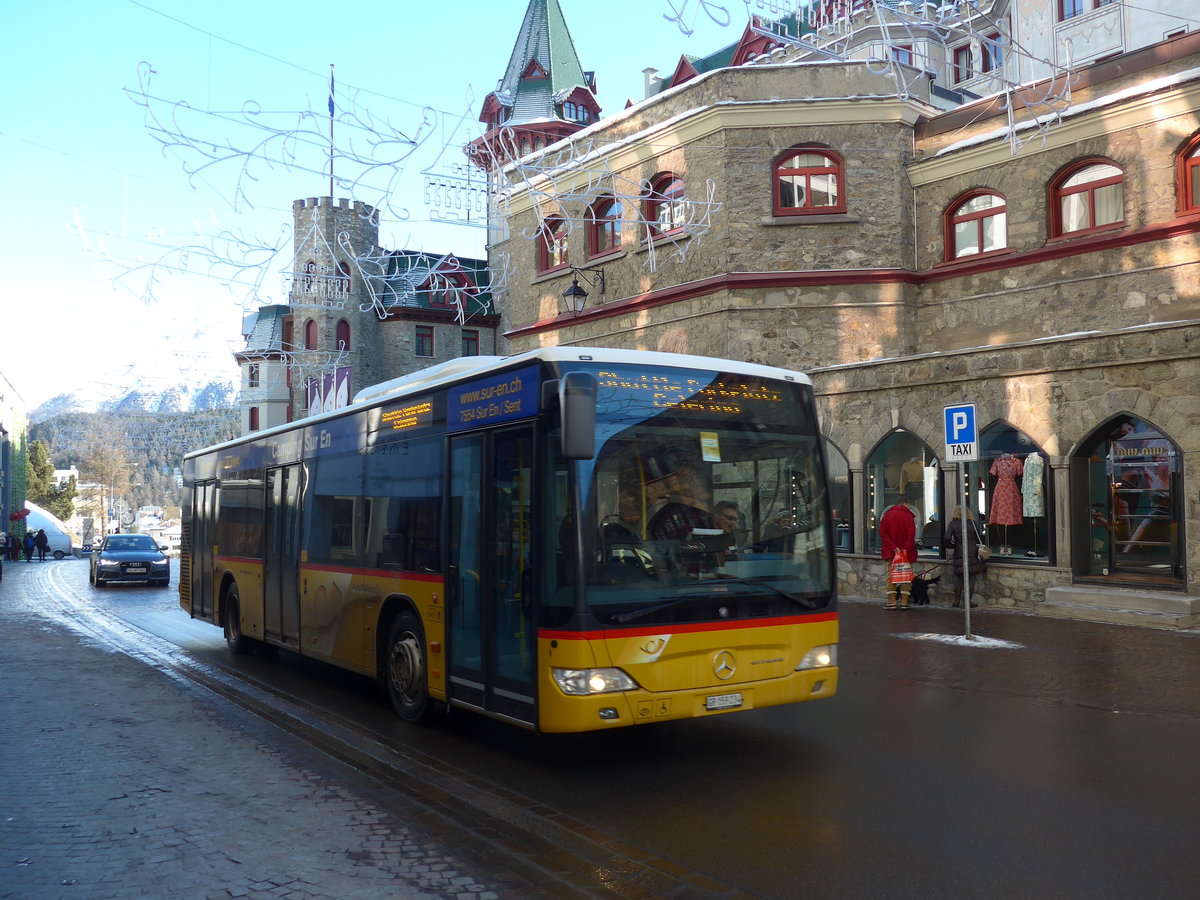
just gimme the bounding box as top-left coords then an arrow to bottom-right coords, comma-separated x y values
909,573 -> 941,606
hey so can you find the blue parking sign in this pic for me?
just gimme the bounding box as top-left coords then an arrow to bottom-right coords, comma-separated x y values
943,404 -> 978,462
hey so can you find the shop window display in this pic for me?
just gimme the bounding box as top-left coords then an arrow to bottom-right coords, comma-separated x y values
959,424 -> 1052,561
825,440 -> 852,552
865,430 -> 940,557
1077,416 -> 1182,582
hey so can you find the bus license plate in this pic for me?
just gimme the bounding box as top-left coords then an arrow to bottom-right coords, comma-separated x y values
706,692 -> 743,711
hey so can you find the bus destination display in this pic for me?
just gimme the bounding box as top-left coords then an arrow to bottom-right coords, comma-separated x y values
594,368 -> 785,415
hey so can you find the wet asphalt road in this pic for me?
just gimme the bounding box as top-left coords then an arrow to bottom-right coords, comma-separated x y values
24,556 -> 1200,898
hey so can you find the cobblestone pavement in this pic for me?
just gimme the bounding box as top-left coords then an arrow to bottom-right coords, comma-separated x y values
0,562 -> 627,900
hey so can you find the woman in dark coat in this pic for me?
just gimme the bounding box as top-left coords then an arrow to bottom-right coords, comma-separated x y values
943,505 -> 986,607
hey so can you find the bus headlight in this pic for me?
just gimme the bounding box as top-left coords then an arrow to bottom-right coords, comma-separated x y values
796,645 -> 837,670
552,667 -> 638,696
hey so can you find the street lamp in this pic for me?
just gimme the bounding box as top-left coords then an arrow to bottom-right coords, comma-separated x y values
560,267 -> 605,317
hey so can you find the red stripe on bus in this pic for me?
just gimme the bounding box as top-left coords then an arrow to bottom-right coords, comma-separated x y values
213,555 -> 264,567
538,612 -> 838,641
297,562 -> 444,583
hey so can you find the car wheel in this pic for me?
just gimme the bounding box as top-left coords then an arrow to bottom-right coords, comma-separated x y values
386,610 -> 430,723
223,584 -> 254,654
53,550 -> 65,560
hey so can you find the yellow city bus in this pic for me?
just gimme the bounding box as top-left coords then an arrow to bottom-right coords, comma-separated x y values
180,347 -> 837,732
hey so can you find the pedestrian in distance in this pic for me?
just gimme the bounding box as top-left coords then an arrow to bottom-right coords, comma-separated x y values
23,531 -> 35,562
879,495 -> 919,610
944,505 -> 986,607
35,529 -> 49,562
0,532 -> 6,581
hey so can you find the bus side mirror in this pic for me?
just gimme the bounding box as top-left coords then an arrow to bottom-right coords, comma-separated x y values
559,371 -> 596,460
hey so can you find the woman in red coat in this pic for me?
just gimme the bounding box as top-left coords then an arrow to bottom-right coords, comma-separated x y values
879,499 -> 918,610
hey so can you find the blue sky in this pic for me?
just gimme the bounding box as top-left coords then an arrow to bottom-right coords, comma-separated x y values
1,0 -> 741,409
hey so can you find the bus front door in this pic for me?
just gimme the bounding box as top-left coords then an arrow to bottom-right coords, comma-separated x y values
265,464 -> 302,647
448,428 -> 535,726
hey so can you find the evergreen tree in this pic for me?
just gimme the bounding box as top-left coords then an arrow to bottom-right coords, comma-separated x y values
26,439 -> 77,522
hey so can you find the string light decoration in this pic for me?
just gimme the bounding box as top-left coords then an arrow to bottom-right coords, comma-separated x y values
467,126 -> 725,273
661,0 -> 1078,154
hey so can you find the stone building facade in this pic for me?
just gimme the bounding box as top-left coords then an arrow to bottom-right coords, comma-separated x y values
492,32 -> 1200,616
237,197 -> 499,433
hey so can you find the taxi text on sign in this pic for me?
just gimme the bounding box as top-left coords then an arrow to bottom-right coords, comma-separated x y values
943,403 -> 979,462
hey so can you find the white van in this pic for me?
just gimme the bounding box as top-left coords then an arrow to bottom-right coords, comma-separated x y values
22,501 -> 80,559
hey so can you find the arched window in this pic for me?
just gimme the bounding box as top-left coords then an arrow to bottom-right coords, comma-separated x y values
825,440 -> 853,553
975,422 -> 1051,561
537,216 -> 569,273
645,173 -> 686,239
337,261 -> 351,295
303,319 -> 317,351
773,147 -> 844,215
946,191 -> 1007,260
1051,160 -> 1124,236
1177,133 -> 1200,214
335,319 -> 350,352
865,430 -> 940,557
588,197 -> 623,257
1072,415 -> 1182,583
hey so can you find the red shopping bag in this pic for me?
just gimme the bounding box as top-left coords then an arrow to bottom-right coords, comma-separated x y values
888,549 -> 914,584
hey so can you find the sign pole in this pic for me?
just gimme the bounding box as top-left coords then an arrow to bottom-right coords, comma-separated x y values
944,403 -> 978,641
960,461 -> 972,639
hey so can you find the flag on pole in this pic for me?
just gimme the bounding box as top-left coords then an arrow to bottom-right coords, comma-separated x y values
328,66 -> 335,116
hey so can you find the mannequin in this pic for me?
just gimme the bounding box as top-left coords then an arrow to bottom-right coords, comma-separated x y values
988,452 -> 1024,555
1022,452 -> 1045,556
899,456 -> 924,496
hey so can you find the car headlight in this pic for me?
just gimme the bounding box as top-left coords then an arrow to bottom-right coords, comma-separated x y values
99,558 -> 120,569
552,667 -> 638,695
796,644 -> 837,671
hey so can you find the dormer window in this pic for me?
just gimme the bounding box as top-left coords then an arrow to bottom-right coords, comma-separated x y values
522,60 -> 548,80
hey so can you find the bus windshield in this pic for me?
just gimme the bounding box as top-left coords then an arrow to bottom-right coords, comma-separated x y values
561,362 -> 833,627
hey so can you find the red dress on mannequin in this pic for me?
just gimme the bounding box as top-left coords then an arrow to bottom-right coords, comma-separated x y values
989,454 -> 1024,526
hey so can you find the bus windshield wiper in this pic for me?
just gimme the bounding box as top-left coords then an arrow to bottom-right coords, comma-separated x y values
611,594 -> 710,624
713,578 -> 822,609
610,580 -> 819,624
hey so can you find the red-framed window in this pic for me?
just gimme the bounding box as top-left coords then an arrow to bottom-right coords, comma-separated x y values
303,319 -> 318,350
428,272 -> 470,309
645,173 -> 686,239
1178,134 -> 1200,214
415,325 -> 434,358
773,147 -> 844,215
462,329 -> 480,357
890,45 -> 913,66
952,45 -> 972,83
537,216 -> 569,272
335,319 -> 350,351
248,407 -> 259,431
588,197 -> 623,257
1059,0 -> 1085,19
982,33 -> 1003,73
946,191 -> 1008,260
1050,160 -> 1125,236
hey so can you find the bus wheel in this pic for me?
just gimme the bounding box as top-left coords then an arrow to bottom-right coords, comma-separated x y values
386,611 -> 429,723
223,585 -> 253,655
